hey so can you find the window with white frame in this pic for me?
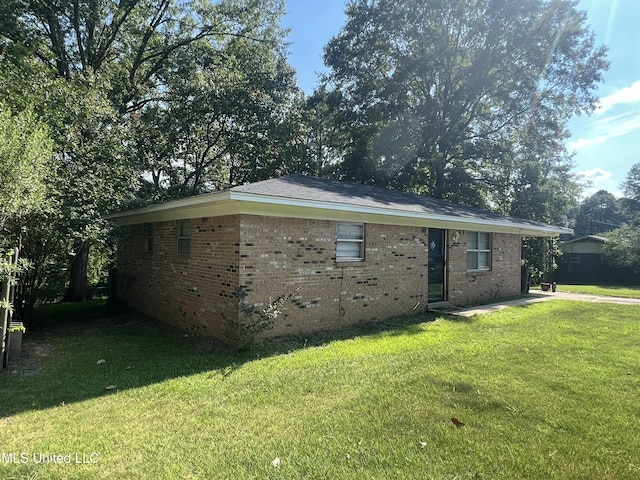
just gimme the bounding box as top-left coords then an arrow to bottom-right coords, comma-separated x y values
144,223 -> 154,253
336,222 -> 365,261
466,231 -> 491,271
177,219 -> 191,256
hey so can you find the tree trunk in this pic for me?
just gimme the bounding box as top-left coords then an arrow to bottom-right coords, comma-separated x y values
62,241 -> 90,302
1,248 -> 18,368
1,279 -> 10,369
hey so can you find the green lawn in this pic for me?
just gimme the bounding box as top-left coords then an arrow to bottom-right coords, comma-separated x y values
1,301 -> 639,479
558,284 -> 640,298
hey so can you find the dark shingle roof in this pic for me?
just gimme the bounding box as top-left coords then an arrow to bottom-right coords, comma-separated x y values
560,235 -> 607,245
232,174 -> 559,230
106,174 -> 571,235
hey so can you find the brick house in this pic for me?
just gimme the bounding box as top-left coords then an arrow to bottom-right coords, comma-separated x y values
106,174 -> 570,344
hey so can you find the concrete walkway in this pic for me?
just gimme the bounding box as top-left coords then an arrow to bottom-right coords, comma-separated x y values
448,290 -> 640,317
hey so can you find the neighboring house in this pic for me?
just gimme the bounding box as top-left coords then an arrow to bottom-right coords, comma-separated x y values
106,174 -> 570,344
556,235 -> 634,284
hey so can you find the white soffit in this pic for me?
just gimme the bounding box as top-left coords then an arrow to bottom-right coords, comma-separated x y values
105,191 -> 569,236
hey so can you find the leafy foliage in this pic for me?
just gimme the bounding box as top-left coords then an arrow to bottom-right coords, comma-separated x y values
321,0 -> 606,213
0,104 -> 53,229
0,104 -> 53,326
603,225 -> 640,273
134,21 -> 306,198
619,163 -> 640,223
229,285 -> 299,350
0,0 -> 302,306
602,163 -> 640,273
571,190 -> 624,236
522,236 -> 562,284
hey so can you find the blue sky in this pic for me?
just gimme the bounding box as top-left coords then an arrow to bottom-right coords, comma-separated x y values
282,0 -> 640,198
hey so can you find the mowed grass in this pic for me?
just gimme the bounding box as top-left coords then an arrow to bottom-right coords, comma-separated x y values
1,301 -> 639,479
558,284 -> 640,299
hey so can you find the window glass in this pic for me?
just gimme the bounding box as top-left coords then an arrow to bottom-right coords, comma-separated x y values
336,222 -> 364,261
144,223 -> 154,252
467,232 -> 478,250
337,223 -> 364,240
466,231 -> 491,271
177,219 -> 191,256
466,252 -> 478,270
478,232 -> 490,250
478,251 -> 491,269
337,241 -> 362,258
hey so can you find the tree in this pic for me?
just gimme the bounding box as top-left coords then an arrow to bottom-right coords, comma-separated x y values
619,163 -> 640,223
302,86 -> 346,178
134,25 -> 307,199
602,225 -> 640,274
602,164 -> 640,273
0,104 -> 53,361
1,0 -> 296,302
322,0 -> 607,210
571,190 -> 623,237
0,104 -> 53,230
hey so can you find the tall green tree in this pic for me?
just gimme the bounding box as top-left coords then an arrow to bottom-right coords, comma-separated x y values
0,104 -> 53,230
618,163 -> 640,223
299,85 -> 348,178
134,25 -> 306,199
0,103 -> 53,349
322,0 -> 607,210
602,225 -> 640,274
603,163 -> 640,274
0,0 -> 297,302
571,190 -> 623,237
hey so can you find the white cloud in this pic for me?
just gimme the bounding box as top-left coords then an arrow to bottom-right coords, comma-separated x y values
576,169 -> 623,199
569,137 -> 596,150
569,109 -> 640,150
577,168 -> 612,181
596,80 -> 640,113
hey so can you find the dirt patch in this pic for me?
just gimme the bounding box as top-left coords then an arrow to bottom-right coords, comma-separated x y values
3,310 -> 229,376
5,332 -> 54,376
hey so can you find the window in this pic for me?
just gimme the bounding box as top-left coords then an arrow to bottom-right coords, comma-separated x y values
466,232 -> 491,271
567,253 -> 581,264
144,223 -> 154,253
177,219 -> 191,256
336,222 -> 364,261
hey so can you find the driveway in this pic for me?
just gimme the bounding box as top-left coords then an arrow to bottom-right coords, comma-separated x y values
449,290 -> 640,317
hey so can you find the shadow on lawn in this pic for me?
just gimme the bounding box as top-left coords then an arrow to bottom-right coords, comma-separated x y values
0,301 -> 440,417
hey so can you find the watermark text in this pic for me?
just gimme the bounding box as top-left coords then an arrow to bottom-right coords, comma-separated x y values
1,452 -> 99,465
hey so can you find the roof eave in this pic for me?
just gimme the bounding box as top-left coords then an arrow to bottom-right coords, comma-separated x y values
103,191 -> 233,225
230,192 -> 571,236
104,190 -> 571,237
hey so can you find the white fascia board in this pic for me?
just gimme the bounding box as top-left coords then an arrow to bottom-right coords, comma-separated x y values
104,191 -> 235,225
230,192 -> 571,237
104,190 -> 571,236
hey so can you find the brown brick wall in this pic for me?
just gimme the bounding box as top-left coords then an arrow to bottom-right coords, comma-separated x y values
115,215 -> 523,343
115,216 -> 240,340
238,217 -> 431,337
447,231 -> 521,306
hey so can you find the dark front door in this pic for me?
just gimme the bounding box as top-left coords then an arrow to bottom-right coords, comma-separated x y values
428,229 -> 446,302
